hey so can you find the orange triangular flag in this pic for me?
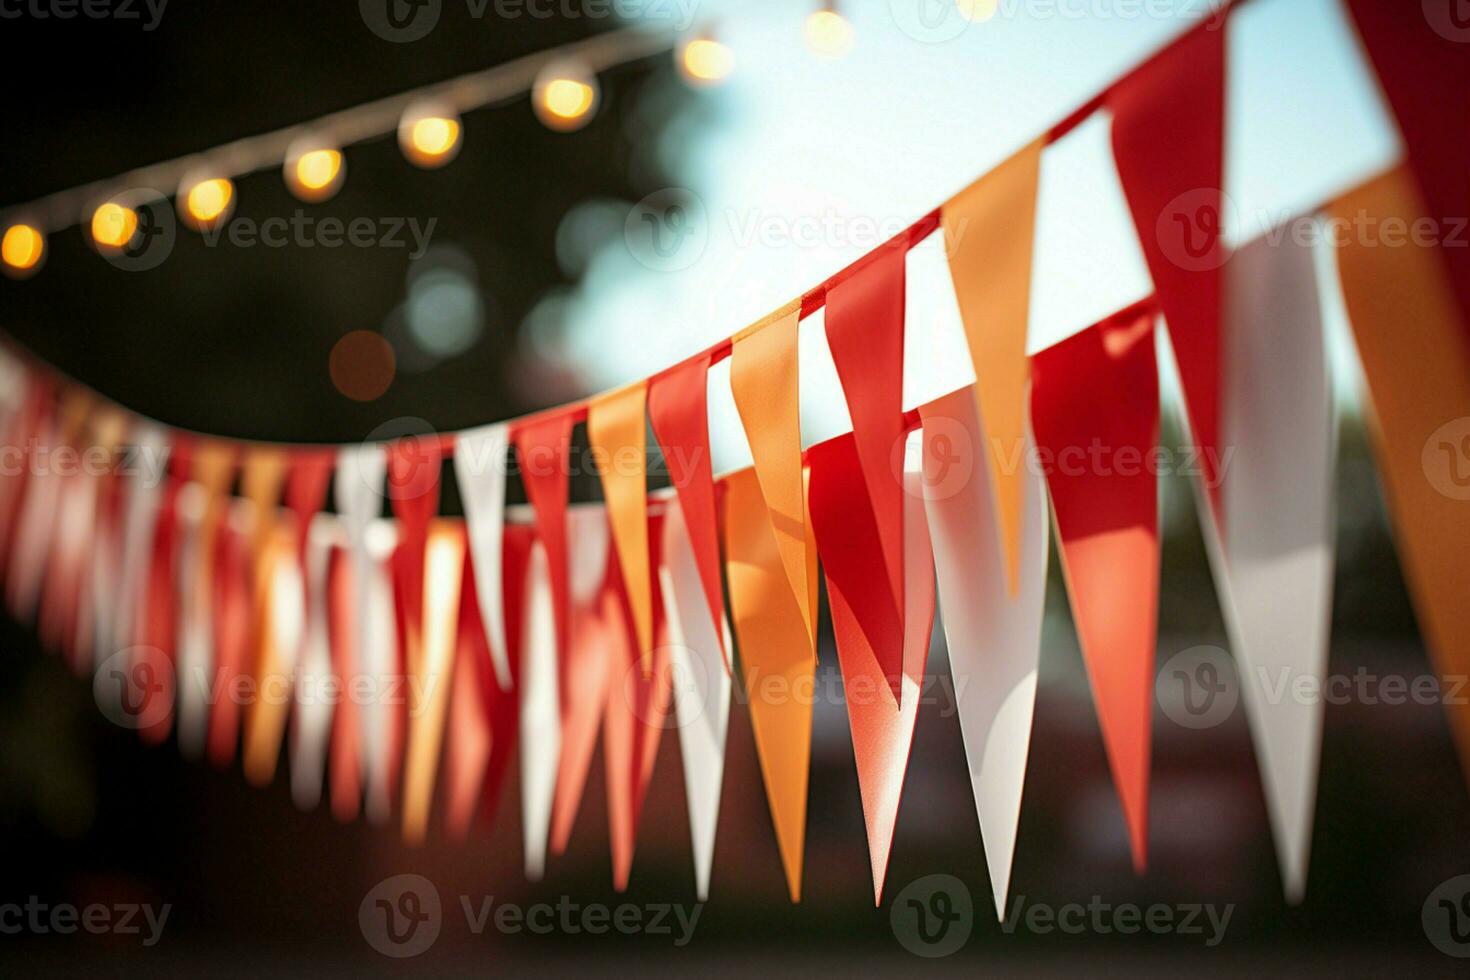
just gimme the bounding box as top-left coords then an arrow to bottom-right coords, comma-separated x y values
941,137 -> 1046,595
587,381 -> 653,670
1331,167 -> 1470,781
723,466 -> 817,902
730,300 -> 814,643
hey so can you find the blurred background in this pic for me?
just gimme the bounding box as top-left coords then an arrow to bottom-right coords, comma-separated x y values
1,0 -> 1467,975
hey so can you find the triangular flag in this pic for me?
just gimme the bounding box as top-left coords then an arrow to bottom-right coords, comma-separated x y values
809,430 -> 936,904
135,476 -> 182,747
519,537 -> 562,880
175,439 -> 235,758
1330,167 -> 1470,786
327,539 -> 362,823
723,466 -> 817,902
1195,228 -> 1334,904
454,422 -> 512,689
825,241 -> 908,689
920,386 -> 1048,921
444,548 -> 494,840
659,494 -> 731,900
941,136 -> 1046,596
648,353 -> 727,669
589,382 -> 654,671
549,506 -> 613,855
1031,310 -> 1159,874
291,513 -> 338,811
402,520 -> 466,844
333,443 -> 388,818
1345,0 -> 1470,344
243,521 -> 304,786
6,390 -> 62,622
514,412 -> 575,710
602,529 -> 674,891
1110,21 -> 1227,513
730,301 -> 814,644
487,523 -> 535,826
206,499 -> 253,769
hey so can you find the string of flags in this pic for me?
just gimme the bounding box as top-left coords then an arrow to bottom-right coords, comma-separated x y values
2,0 -> 1468,916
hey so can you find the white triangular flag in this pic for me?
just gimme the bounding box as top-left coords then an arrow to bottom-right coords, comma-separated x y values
334,443 -> 391,824
659,496 -> 731,901
1204,230 -> 1335,904
291,513 -> 339,810
454,422 -> 512,690
104,424 -> 167,657
8,410 -> 63,622
520,539 -> 561,881
920,387 -> 1048,922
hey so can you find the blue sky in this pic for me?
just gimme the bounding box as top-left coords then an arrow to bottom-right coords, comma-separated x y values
543,0 -> 1399,472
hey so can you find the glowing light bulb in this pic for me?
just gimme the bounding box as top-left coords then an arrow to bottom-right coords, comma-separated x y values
1,223 -> 44,277
286,140 -> 345,202
956,0 -> 998,21
804,8 -> 853,58
399,103 -> 462,169
180,176 -> 234,229
91,202 -> 139,251
679,36 -> 734,86
533,62 -> 599,132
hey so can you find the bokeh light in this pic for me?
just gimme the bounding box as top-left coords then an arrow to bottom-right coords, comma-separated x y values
180,176 -> 235,229
679,36 -> 735,86
1,224 -> 45,277
328,330 -> 396,401
286,142 -> 345,202
90,202 -> 138,251
534,62 -> 599,132
804,8 -> 853,58
956,0 -> 1000,22
399,103 -> 462,168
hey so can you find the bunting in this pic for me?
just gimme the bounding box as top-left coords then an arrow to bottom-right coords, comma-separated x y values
1031,310 -> 1160,874
588,382 -> 654,671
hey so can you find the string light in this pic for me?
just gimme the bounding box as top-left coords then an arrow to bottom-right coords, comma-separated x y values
179,175 -> 235,230
0,29 -> 669,276
1,223 -> 45,277
678,32 -> 734,86
399,102 -> 463,169
533,60 -> 599,132
804,2 -> 853,59
90,201 -> 139,251
285,139 -> 345,202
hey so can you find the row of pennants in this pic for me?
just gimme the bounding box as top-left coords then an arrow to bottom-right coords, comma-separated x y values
2,1 -> 1469,918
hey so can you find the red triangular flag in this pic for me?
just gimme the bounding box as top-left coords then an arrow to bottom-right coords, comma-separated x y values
513,412 -> 575,709
809,432 -> 934,903
1031,311 -> 1160,872
824,242 -> 908,698
602,513 -> 673,891
1110,22 -> 1226,516
1344,0 -> 1470,345
647,354 -> 727,668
